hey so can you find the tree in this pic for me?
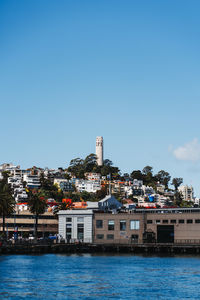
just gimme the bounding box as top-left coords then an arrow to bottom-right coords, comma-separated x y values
172,178 -> 183,191
174,191 -> 183,206
103,159 -> 113,167
27,191 -> 47,238
68,158 -> 85,178
96,186 -> 107,200
155,170 -> 171,190
130,170 -> 143,181
0,177 -> 15,237
0,173 -> 15,234
142,166 -> 154,186
84,153 -> 97,172
142,166 -> 153,176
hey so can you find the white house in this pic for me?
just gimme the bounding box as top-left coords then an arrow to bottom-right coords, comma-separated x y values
58,209 -> 94,243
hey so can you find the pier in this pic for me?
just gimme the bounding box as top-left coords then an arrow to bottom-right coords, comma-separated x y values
1,242 -> 200,255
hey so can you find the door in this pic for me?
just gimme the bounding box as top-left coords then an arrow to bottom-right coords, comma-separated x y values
157,225 -> 174,243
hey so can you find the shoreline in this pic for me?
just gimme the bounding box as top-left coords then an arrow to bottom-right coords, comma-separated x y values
1,243 -> 200,255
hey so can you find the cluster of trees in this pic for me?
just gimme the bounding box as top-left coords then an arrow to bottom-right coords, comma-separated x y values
67,154 -> 120,179
130,166 -> 183,192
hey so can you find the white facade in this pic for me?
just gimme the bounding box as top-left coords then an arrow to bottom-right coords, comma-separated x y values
96,136 -> 103,166
58,209 -> 94,243
75,180 -> 101,193
23,174 -> 40,189
178,185 -> 194,202
85,172 -> 101,181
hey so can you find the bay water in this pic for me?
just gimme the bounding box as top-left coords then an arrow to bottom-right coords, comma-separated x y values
0,254 -> 200,299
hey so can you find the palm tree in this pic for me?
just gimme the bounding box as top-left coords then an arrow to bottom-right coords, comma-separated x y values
27,191 -> 47,238
0,175 -> 15,238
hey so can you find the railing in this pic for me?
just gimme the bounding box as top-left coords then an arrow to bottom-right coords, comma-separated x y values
174,239 -> 200,245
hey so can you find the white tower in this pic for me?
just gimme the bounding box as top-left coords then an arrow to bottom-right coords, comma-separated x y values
96,136 -> 103,166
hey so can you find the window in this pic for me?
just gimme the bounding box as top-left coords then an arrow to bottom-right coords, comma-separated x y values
66,224 -> 72,240
96,220 -> 103,228
77,217 -> 84,223
163,220 -> 168,224
130,220 -> 140,230
66,218 -> 72,222
195,219 -> 200,223
77,224 -> 84,240
179,219 -> 184,224
120,220 -> 126,231
147,220 -> 152,224
108,220 -> 115,230
170,220 -> 176,224
156,220 -> 160,224
97,234 -> 104,239
107,234 -> 114,240
187,219 -> 193,224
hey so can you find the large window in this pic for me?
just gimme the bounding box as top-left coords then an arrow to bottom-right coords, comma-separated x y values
170,220 -> 176,224
147,220 -> 152,224
96,234 -> 104,239
66,223 -> 72,241
77,224 -> 84,240
187,219 -> 193,224
107,234 -> 114,240
108,220 -> 115,230
96,220 -> 103,228
179,219 -> 184,224
130,220 -> 140,230
120,220 -> 126,231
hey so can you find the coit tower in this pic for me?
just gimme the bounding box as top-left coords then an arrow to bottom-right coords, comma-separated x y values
96,136 -> 103,166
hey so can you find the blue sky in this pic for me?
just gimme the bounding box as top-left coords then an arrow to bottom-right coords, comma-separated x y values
1,0 -> 200,195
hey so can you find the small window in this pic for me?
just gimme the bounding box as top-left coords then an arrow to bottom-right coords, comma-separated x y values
77,217 -> 84,223
195,219 -> 200,223
130,220 -> 140,230
170,220 -> 176,224
147,220 -> 152,224
108,220 -> 115,230
107,234 -> 114,240
97,234 -> 104,239
96,220 -> 103,228
163,220 -> 168,224
66,218 -> 72,222
120,220 -> 126,231
187,219 -> 193,224
179,219 -> 184,224
156,220 -> 160,224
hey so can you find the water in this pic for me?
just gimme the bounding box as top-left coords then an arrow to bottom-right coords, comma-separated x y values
0,254 -> 200,299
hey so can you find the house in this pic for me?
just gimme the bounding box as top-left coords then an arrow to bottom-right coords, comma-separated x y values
98,195 -> 122,211
58,209 -> 94,243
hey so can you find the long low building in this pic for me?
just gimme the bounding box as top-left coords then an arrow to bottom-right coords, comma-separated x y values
94,208 -> 200,244
0,211 -> 58,238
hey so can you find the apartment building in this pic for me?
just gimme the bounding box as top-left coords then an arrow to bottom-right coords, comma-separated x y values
178,185 -> 194,202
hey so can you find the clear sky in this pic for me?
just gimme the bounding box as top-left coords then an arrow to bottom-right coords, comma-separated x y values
1,0 -> 200,195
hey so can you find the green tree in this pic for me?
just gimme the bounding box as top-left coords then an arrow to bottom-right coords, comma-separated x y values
172,178 -> 183,191
142,166 -> 154,186
27,191 -> 47,238
130,170 -> 143,181
0,176 -> 15,237
84,153 -> 97,172
155,170 -> 171,190
68,158 -> 85,178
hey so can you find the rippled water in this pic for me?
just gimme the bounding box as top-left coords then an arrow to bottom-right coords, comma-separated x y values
0,254 -> 200,299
